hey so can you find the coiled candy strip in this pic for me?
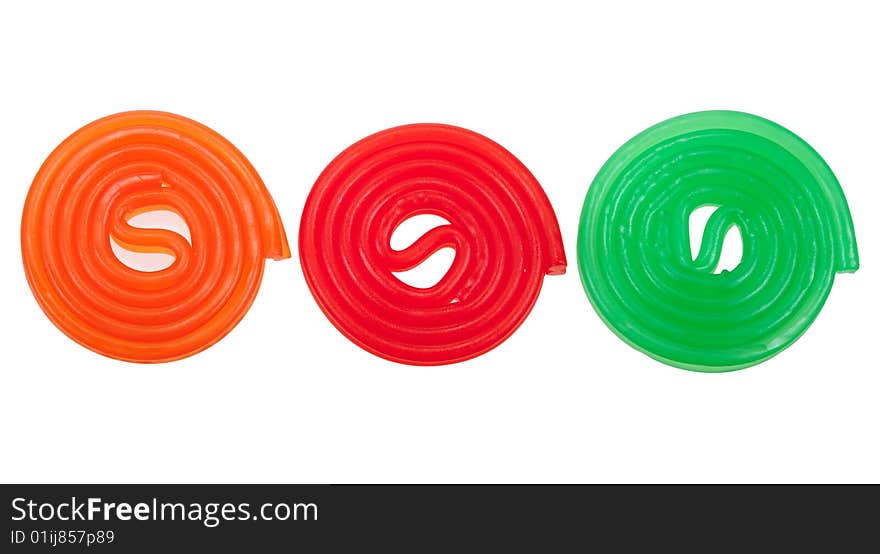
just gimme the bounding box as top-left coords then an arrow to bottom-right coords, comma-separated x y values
578,111 -> 859,372
22,111 -> 290,362
300,124 -> 566,365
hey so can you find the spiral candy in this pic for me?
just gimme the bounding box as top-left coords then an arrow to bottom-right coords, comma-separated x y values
300,124 -> 566,365
578,111 -> 859,372
21,111 -> 290,362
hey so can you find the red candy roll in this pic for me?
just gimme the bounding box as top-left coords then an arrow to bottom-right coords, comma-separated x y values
299,124 -> 566,365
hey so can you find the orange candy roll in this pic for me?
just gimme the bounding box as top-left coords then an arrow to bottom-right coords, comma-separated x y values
21,111 -> 290,362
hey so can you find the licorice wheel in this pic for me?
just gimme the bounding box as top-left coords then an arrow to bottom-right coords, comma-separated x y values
21,111 -> 290,363
299,124 -> 566,365
578,110 -> 859,372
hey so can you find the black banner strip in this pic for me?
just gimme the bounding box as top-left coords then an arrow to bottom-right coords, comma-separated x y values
2,484 -> 875,551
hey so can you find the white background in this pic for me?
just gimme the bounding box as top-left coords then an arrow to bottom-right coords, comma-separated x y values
1,1 -> 877,483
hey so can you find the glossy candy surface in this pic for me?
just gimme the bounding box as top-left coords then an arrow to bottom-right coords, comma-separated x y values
578,111 -> 859,372
300,124 -> 566,365
22,111 -> 289,362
